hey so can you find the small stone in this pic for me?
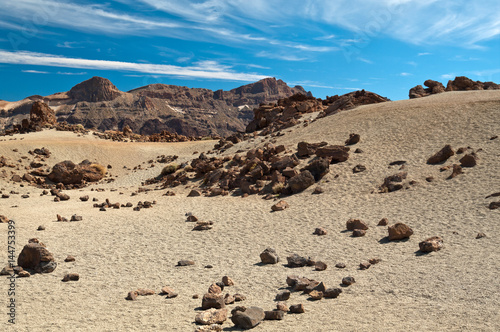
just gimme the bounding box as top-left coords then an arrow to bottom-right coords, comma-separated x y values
186,215 -> 198,222
324,288 -> 342,298
342,276 -> 355,286
276,302 -> 288,312
309,290 -> 323,300
346,218 -> 368,231
126,291 -> 138,301
202,293 -> 225,310
177,260 -> 195,266
80,195 -> 89,201
193,294 -> 200,299
352,164 -> 367,173
369,258 -> 381,265
313,186 -> 324,194
70,215 -> 82,221
315,261 -> 327,271
260,248 -> 280,264
62,273 -> 79,282
377,218 -> 388,226
0,265 -> 14,275
418,236 -> 444,252
271,200 -> 289,211
37,225 -> 45,231
18,270 -> 30,278
488,201 -> 500,210
205,265 -> 213,269
64,255 -> 76,262
426,177 -> 435,182
188,189 -> 202,197
136,288 -> 155,296
352,229 -> 366,237
289,304 -> 305,313
286,254 -> 309,268
264,310 -> 285,320
275,290 -> 291,301
160,286 -> 178,298
222,276 -> 234,286
388,223 -> 413,240
224,293 -> 235,305
476,232 -> 486,239
335,263 -> 346,269
313,227 -> 327,235
359,262 -> 371,270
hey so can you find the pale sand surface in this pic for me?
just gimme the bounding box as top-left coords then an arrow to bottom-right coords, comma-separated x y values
0,90 -> 499,331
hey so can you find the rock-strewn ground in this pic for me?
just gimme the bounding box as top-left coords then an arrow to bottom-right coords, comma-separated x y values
0,90 -> 499,331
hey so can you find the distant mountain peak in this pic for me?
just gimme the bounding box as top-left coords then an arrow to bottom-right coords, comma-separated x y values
68,76 -> 123,102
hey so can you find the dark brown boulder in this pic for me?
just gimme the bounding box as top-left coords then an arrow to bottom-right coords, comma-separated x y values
260,248 -> 280,264
324,288 -> 342,298
287,170 -> 315,194
346,219 -> 368,231
409,85 -> 428,99
48,160 -> 105,185
17,242 -> 56,273
297,141 -> 328,157
264,310 -> 285,320
289,304 -> 305,313
388,223 -> 413,240
304,158 -> 330,181
286,254 -> 309,267
315,145 -> 350,163
231,306 -> 265,329
427,145 -> 455,164
345,133 -> 360,145
202,293 -> 225,310
380,171 -> 408,192
460,153 -> 478,167
62,273 -> 80,282
424,80 -> 445,94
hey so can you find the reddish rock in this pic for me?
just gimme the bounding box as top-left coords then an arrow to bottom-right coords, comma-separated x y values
275,290 -> 291,301
287,170 -> 315,194
202,293 -> 226,309
160,286 -> 178,298
378,218 -> 389,226
449,164 -> 463,179
380,171 -> 408,192
297,141 -> 328,158
0,215 -> 8,223
313,186 -> 324,194
459,153 -> 478,167
388,223 -> 413,241
30,101 -> 57,126
309,290 -> 323,300
64,255 -> 75,262
208,283 -> 222,294
359,262 -> 371,270
126,291 -> 138,301
195,308 -> 228,325
177,260 -> 195,266
17,242 -> 56,273
188,189 -> 202,197
419,236 -> 444,252
48,160 -> 105,185
315,261 -> 327,271
324,288 -> 342,298
346,218 -> 368,231
345,133 -> 360,145
265,310 -> 285,320
342,277 -> 355,286
313,227 -> 327,235
315,145 -> 350,163
18,270 -> 31,278
476,232 -> 487,239
271,200 -> 289,211
289,304 -> 305,313
369,258 -> 382,265
276,302 -> 288,312
136,289 -> 155,296
222,276 -> 234,286
260,248 -> 280,264
427,145 -> 455,164
352,229 -> 367,237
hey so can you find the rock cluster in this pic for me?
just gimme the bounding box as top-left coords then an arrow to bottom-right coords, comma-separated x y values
409,76 -> 499,98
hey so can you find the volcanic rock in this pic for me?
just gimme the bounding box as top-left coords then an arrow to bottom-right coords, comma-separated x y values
271,200 -> 289,211
324,288 -> 342,299
460,153 -> 478,167
342,277 -> 355,286
48,160 -> 105,185
427,145 -> 455,164
289,304 -> 305,313
315,145 -> 350,162
231,306 -> 265,329
260,248 -> 280,264
287,170 -> 315,194
195,308 -> 228,325
346,218 -> 368,231
264,310 -> 285,320
345,133 -> 360,145
62,273 -> 80,282
388,223 -> 413,240
202,293 -> 226,310
418,236 -> 444,252
17,242 -> 56,273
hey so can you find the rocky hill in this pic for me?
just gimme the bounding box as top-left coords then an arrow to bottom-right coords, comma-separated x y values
0,77 -> 309,137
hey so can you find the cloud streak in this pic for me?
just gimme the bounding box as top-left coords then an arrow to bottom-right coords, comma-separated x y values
0,50 -> 269,82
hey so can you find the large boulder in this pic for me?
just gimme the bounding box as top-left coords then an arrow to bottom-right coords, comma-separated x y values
297,141 -> 328,158
260,248 -> 280,264
30,101 -> 57,127
17,242 -> 56,273
409,85 -> 428,99
48,160 -> 105,185
231,307 -> 265,329
304,158 -> 330,181
287,171 -> 315,194
424,80 -> 445,94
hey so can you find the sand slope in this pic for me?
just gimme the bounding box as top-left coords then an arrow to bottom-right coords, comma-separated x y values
0,90 -> 499,331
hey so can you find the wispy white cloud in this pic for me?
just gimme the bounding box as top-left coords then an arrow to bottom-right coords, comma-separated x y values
357,57 -> 373,64
418,52 -> 432,56
57,71 -> 87,75
22,69 -> 49,74
0,50 -> 269,81
314,34 -> 336,41
441,73 -> 456,80
256,51 -> 308,62
399,72 -> 412,76
57,41 -> 84,49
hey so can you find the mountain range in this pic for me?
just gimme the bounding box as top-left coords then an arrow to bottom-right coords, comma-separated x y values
0,77 -> 310,137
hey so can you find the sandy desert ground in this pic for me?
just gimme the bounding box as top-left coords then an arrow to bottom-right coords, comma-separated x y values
0,90 -> 499,331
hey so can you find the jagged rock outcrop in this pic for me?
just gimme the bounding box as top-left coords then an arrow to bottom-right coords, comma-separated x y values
68,76 -> 123,102
409,76 -> 499,98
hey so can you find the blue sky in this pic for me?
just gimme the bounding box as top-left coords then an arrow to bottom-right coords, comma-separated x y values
0,0 -> 499,101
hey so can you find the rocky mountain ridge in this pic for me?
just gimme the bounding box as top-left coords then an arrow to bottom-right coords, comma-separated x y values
0,76 -> 309,137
